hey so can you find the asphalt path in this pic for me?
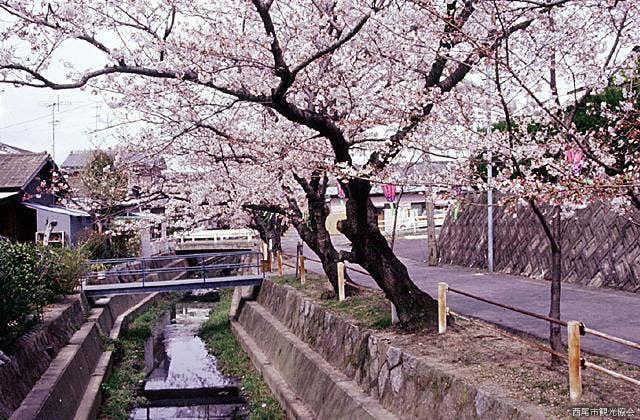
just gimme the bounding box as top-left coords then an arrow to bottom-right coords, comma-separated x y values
281,232 -> 640,366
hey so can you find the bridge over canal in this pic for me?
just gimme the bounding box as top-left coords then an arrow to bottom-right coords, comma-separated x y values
82,249 -> 263,298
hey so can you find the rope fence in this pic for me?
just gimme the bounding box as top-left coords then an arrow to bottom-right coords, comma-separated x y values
273,243 -> 640,401
447,286 -> 568,326
439,282 -> 640,400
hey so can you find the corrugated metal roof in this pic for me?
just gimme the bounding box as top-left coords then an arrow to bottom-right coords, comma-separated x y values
0,152 -> 49,189
22,202 -> 91,217
0,191 -> 19,200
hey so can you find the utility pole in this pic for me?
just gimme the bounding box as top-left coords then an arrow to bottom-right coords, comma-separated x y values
92,102 -> 101,145
424,151 -> 438,265
486,65 -> 494,273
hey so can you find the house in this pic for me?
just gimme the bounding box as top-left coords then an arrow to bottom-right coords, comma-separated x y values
61,149 -> 166,201
325,185 -> 448,235
325,161 -> 452,235
0,149 -> 92,244
61,149 -> 169,243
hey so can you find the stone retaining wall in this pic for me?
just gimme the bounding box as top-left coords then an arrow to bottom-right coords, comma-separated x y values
437,193 -> 640,292
237,280 -> 547,419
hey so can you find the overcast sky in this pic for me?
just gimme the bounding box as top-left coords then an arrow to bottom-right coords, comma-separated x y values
0,38 -> 117,164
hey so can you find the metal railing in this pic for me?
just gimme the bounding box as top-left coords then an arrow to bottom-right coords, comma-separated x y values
376,215 -> 445,233
82,250 -> 262,290
178,229 -> 257,243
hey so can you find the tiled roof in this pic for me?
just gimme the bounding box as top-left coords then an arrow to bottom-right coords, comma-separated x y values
0,152 -> 50,190
0,141 -> 32,155
61,150 -> 103,169
62,149 -> 166,170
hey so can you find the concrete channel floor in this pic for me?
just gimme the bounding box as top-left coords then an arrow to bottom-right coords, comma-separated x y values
281,232 -> 640,366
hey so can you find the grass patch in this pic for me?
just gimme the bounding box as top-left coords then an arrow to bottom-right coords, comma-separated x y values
199,289 -> 284,420
98,296 -> 178,420
271,274 -> 392,329
320,291 -> 392,329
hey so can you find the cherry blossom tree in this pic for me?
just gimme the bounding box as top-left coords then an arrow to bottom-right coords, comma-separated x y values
1,0 -> 624,324
458,1 -> 640,358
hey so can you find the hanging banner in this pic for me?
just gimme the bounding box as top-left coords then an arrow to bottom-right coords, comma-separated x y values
382,184 -> 396,202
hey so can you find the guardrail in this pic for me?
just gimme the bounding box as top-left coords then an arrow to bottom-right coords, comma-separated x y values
178,228 -> 257,243
376,215 -> 445,233
82,250 -> 262,296
437,283 -> 640,402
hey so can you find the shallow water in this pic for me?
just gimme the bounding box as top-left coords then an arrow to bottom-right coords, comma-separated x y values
130,300 -> 248,419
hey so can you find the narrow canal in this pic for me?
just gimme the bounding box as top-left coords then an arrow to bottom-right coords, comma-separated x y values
129,297 -> 248,419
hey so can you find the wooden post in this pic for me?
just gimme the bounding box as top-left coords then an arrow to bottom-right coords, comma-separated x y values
277,251 -> 283,276
337,262 -> 345,301
568,321 -> 582,403
391,303 -> 399,325
299,255 -> 306,285
438,282 -> 447,334
261,241 -> 271,272
268,239 -> 273,272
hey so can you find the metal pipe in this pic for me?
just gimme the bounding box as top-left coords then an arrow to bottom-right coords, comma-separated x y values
141,259 -> 146,287
584,361 -> 640,387
583,326 -> 640,351
447,286 -> 568,326
486,68 -> 494,273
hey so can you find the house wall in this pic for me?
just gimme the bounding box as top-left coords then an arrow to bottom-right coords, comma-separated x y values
0,200 -> 36,242
36,209 -> 71,239
326,193 -> 428,234
70,216 -> 93,245
35,210 -> 93,245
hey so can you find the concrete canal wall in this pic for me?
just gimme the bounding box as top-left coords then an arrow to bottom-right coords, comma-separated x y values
233,280 -> 548,420
0,295 -> 89,418
6,293 -> 161,420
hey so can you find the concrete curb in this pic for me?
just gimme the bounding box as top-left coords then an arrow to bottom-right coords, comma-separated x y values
231,319 -> 316,420
9,322 -> 102,420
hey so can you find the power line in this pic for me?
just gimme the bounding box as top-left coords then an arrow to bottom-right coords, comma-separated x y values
0,103 -> 95,131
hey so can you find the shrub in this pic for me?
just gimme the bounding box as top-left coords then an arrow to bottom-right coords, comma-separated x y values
0,241 -> 88,351
47,247 -> 90,295
78,230 -> 140,260
0,241 -> 46,350
77,230 -> 114,260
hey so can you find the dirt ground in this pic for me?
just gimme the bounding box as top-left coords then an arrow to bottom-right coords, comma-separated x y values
390,318 -> 640,419
273,270 -> 640,420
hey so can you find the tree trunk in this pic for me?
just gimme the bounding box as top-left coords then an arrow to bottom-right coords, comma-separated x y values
549,206 -> 563,365
338,178 -> 438,325
390,187 -> 404,250
425,187 -> 438,266
529,200 -> 563,365
250,212 -> 285,252
288,173 -> 359,296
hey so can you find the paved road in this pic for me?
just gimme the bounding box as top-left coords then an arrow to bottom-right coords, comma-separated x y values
281,232 -> 640,366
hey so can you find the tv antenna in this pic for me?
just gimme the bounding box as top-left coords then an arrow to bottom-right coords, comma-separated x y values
41,95 -> 72,162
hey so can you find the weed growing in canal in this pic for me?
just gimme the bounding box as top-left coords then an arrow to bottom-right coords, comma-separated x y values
99,296 -> 177,420
200,289 -> 284,420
